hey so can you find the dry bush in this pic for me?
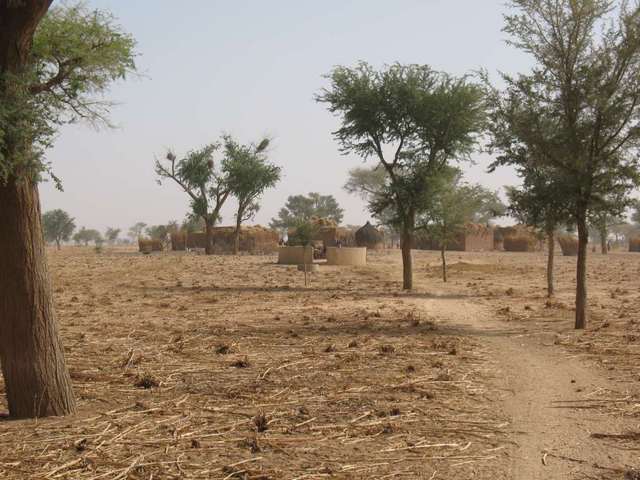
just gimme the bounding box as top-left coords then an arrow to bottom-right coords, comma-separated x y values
558,234 -> 579,256
630,237 -> 640,252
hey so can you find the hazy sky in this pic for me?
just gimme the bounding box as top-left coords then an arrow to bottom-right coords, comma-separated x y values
40,0 -> 532,233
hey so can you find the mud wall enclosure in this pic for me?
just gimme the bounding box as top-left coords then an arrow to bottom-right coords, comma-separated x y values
277,246 -> 314,265
326,247 -> 367,266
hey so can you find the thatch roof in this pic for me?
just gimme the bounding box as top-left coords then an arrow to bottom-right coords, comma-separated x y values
356,222 -> 383,243
355,222 -> 384,249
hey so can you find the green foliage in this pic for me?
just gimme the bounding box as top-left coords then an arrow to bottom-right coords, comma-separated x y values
0,1 -> 137,185
287,221 -> 318,247
317,63 -> 486,167
270,192 -> 344,230
42,209 -> 75,247
344,166 -> 397,230
155,142 -> 229,228
222,135 -> 281,226
181,214 -> 205,233
104,227 -> 120,243
317,62 -> 487,284
128,222 -> 147,240
146,224 -> 169,242
73,226 -> 102,246
504,165 -> 573,234
488,0 -> 640,224
419,168 -> 503,248
488,0 -> 640,327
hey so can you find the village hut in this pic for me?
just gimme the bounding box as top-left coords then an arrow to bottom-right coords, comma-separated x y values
355,222 -> 385,250
138,238 -> 163,253
184,226 -> 278,254
413,224 -> 494,252
495,225 -> 540,252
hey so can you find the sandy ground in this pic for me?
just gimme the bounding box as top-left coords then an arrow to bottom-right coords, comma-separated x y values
0,247 -> 638,479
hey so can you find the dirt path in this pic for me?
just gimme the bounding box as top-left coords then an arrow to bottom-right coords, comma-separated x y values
412,295 -> 636,480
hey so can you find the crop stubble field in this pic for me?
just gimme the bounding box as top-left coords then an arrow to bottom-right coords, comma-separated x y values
0,247 -> 638,479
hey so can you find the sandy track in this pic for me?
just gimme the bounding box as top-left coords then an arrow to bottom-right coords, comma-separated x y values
412,295 -> 637,479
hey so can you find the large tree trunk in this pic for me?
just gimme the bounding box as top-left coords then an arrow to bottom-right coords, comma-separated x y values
0,0 -> 75,418
546,228 -> 555,297
575,211 -> 589,330
441,243 -> 447,283
400,213 -> 414,290
205,218 -> 214,255
0,178 -> 76,418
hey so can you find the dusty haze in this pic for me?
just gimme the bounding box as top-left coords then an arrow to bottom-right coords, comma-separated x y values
40,0 -> 531,233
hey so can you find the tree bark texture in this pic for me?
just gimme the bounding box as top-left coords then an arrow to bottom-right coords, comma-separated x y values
0,0 -> 76,418
546,229 -> 555,297
0,178 -> 76,418
575,213 -> 589,329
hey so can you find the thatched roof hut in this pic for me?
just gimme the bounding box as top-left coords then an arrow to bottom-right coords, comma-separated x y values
355,222 -> 384,249
495,225 -> 541,252
177,226 -> 278,254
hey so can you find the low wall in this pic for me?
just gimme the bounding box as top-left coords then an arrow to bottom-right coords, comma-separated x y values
277,246 -> 313,265
464,230 -> 494,252
326,247 -> 367,266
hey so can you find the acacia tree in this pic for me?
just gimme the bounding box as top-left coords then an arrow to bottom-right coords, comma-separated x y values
72,227 -> 102,246
489,0 -> 640,329
105,227 -> 120,245
269,192 -> 344,230
505,166 -> 572,297
420,168 -> 503,282
155,143 -> 230,254
344,166 -> 399,237
222,136 -> 280,254
589,197 -> 628,254
42,208 -> 75,250
317,63 -> 486,289
0,2 -> 136,418
128,221 -> 147,241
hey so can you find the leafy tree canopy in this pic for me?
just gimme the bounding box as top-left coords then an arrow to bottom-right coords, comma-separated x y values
146,224 -> 169,242
0,1 -> 137,185
155,143 -> 229,230
419,168 -> 504,239
104,227 -> 120,243
73,226 -> 102,245
317,62 -> 486,289
223,135 -> 280,225
128,222 -> 147,240
42,209 -> 75,247
270,192 -> 344,230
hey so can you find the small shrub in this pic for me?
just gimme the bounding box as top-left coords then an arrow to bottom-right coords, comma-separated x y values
253,412 -> 268,432
134,372 -> 159,389
231,357 -> 250,368
379,344 -> 395,355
